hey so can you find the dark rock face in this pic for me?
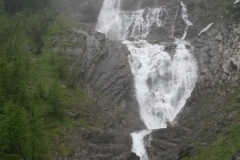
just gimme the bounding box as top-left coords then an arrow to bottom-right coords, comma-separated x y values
171,5 -> 240,160
52,0 -> 240,159
126,152 -> 140,160
147,125 -> 191,160
72,29 -> 131,105
147,2 -> 188,41
116,0 -> 240,159
51,24 -> 145,159
120,0 -> 176,11
53,26 -> 131,103
74,128 -> 133,160
146,17 -> 240,160
72,27 -> 145,130
119,0 -> 195,45
232,151 -> 240,160
177,21 -> 240,124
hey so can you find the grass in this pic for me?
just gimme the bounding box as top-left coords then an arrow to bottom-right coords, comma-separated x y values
190,118 -> 240,160
181,82 -> 240,160
14,14 -> 106,158
184,0 -> 235,25
0,10 -> 107,159
55,14 -> 81,28
46,14 -> 81,35
29,42 -> 105,148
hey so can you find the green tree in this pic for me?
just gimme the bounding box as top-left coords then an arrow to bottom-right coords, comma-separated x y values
0,103 -> 31,159
47,81 -> 63,117
0,16 -> 14,43
29,107 -> 48,160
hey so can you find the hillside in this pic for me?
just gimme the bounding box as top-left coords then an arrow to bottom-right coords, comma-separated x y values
1,0 -> 240,160
0,1 -> 132,159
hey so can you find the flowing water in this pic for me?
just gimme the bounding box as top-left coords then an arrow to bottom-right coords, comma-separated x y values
96,0 -> 198,159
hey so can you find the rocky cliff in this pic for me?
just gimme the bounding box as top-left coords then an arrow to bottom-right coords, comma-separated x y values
145,19 -> 239,160
49,22 -> 147,159
175,12 -> 240,160
143,1 -> 240,160
50,0 -> 240,159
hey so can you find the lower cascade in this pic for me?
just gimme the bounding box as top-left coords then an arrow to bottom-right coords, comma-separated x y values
96,0 -> 198,159
125,39 -> 197,159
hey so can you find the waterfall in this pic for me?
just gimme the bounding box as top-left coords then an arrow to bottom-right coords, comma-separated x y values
96,1 -> 198,159
198,23 -> 214,36
96,0 -> 167,40
96,0 -> 121,40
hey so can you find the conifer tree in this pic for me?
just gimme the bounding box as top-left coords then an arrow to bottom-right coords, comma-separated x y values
48,81 -> 63,117
0,103 -> 31,159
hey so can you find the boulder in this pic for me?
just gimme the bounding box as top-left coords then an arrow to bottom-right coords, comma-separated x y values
232,151 -> 240,160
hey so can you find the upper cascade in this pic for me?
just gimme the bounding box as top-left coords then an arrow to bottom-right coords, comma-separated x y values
96,0 -> 121,40
96,0 -> 167,40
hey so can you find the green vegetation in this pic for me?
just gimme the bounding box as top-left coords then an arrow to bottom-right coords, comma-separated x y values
190,120 -> 240,160
227,1 -> 240,19
0,1 -> 105,159
181,83 -> 240,160
184,0 -> 239,24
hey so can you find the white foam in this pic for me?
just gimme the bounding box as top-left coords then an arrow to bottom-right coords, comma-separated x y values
96,0 -> 167,40
124,39 -> 197,130
198,23 -> 214,36
96,1 -> 197,159
131,130 -> 152,160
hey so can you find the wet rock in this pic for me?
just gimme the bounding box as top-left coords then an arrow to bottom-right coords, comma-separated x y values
127,37 -> 137,41
51,24 -> 146,159
232,150 -> 240,160
147,126 -> 191,159
176,18 -> 240,157
216,32 -> 223,41
53,25 -> 146,130
164,43 -> 177,53
227,111 -> 239,121
68,112 -> 78,119
53,0 -> 240,159
178,143 -> 194,159
126,152 -> 140,160
75,128 -> 133,159
65,28 -> 131,106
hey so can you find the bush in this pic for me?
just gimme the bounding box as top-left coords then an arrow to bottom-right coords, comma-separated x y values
47,81 -> 64,118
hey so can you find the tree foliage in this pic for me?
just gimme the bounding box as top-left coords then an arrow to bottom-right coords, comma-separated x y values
0,2 -> 53,159
0,0 -> 86,158
0,103 -> 30,159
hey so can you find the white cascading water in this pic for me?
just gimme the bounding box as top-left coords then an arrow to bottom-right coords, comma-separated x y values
96,0 -> 198,159
198,23 -> 214,36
